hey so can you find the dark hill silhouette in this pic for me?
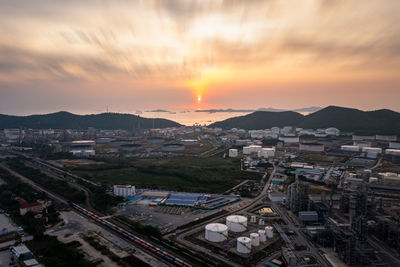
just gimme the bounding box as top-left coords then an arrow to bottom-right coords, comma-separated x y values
0,111 -> 181,130
210,106 -> 400,135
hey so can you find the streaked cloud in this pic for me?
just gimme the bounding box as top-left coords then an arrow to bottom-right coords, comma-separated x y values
0,0 -> 399,113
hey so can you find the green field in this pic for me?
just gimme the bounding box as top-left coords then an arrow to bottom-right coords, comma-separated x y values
297,153 -> 346,163
68,157 -> 259,193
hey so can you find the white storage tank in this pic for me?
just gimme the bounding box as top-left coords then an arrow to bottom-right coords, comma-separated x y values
237,237 -> 252,254
259,218 -> 265,226
250,215 -> 257,223
229,149 -> 238,158
325,127 -> 340,136
258,230 -> 266,242
205,223 -> 228,242
250,233 -> 260,246
226,215 -> 247,232
265,226 -> 274,238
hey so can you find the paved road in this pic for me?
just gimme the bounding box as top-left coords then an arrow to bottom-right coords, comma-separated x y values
0,163 -> 169,267
368,236 -> 400,265
273,204 -> 332,267
49,211 -> 168,267
173,167 -> 276,266
0,163 -> 69,204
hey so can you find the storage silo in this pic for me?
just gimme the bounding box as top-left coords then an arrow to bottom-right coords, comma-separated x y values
250,215 -> 257,223
237,237 -> 252,254
258,230 -> 266,242
250,233 -> 260,246
226,215 -> 247,232
205,223 -> 228,242
265,226 -> 274,238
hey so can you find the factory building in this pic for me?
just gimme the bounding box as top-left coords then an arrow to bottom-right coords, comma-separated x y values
352,135 -> 375,141
10,244 -> 43,267
257,147 -> 275,158
235,139 -> 252,146
282,247 -> 297,267
341,145 -> 360,152
298,211 -> 319,223
243,145 -> 262,155
385,149 -> 400,156
378,172 -> 400,184
286,181 -> 310,213
278,136 -> 299,144
299,142 -> 324,152
376,135 -> 397,141
389,142 -> 400,149
113,185 -> 135,197
69,140 -> 95,157
353,141 -> 372,148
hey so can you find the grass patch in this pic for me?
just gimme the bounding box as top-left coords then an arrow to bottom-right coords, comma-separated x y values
70,157 -> 258,193
297,153 -> 345,163
26,236 -> 96,267
6,158 -> 86,203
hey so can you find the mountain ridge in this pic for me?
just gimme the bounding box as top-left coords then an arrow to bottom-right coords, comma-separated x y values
0,111 -> 181,130
210,106 -> 400,135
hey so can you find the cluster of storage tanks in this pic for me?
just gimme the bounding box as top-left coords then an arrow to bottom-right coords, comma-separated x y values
204,215 -> 274,254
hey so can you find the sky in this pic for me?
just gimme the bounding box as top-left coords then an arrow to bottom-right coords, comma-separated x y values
0,0 -> 400,115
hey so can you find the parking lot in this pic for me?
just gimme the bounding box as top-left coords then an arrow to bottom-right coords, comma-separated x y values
0,250 -> 12,266
116,201 -> 233,233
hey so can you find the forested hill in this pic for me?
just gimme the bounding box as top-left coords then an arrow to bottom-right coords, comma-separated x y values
0,111 -> 181,130
210,106 -> 400,135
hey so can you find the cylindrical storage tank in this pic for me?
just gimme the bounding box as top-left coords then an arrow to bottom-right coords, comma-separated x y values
205,223 -> 228,243
250,215 -> 257,223
250,233 -> 260,246
237,237 -> 252,254
259,218 -> 264,225
265,226 -> 274,238
226,215 -> 247,232
258,230 -> 266,242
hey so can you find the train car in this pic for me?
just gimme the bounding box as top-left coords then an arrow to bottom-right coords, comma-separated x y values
71,203 -> 190,267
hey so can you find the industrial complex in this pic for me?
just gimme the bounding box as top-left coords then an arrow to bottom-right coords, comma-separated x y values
1,123 -> 400,267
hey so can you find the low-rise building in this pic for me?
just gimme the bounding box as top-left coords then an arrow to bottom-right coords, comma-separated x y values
298,211 -> 319,222
299,142 -> 324,152
113,185 -> 135,197
19,202 -> 43,216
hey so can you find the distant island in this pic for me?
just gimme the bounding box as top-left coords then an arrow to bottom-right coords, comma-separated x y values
195,106 -> 322,113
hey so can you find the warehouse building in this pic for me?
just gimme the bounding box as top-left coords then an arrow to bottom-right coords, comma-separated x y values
298,211 -> 319,223
113,185 -> 135,197
341,145 -> 360,152
299,142 -> 324,152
